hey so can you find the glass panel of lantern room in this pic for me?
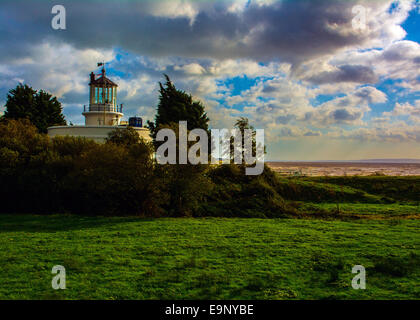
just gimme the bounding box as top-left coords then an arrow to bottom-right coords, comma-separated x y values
114,88 -> 117,107
99,87 -> 103,103
95,87 -> 98,104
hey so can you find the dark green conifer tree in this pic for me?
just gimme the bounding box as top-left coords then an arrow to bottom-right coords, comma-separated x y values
3,83 -> 66,133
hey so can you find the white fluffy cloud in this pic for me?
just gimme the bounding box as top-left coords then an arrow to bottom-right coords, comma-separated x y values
383,100 -> 420,119
0,42 -> 114,99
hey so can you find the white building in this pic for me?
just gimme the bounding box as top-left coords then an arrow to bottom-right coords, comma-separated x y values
48,66 -> 150,143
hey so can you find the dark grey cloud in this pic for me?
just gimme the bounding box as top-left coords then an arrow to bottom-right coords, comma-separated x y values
332,108 -> 361,122
336,98 -> 351,107
0,0 -> 368,65
262,85 -> 277,93
304,131 -> 321,137
383,46 -> 407,61
354,86 -> 385,104
306,65 -> 377,84
275,114 -> 294,124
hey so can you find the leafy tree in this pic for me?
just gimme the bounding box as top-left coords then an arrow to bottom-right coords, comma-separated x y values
225,117 -> 266,165
145,75 -> 214,216
152,122 -> 213,216
3,83 -> 66,133
147,75 -> 209,145
0,118 -> 49,166
51,135 -> 97,159
106,127 -> 143,147
67,140 -> 160,216
0,118 -> 51,213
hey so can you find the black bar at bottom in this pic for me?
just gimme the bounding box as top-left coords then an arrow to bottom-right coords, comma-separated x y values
0,300 -> 418,319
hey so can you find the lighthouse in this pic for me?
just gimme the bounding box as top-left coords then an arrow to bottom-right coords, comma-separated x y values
48,64 -> 151,142
83,66 -> 123,126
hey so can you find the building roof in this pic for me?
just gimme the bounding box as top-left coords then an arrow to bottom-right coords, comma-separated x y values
89,69 -> 118,87
90,75 -> 118,87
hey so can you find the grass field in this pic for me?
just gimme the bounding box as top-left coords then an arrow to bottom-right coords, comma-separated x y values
1,214 -> 419,300
299,202 -> 420,218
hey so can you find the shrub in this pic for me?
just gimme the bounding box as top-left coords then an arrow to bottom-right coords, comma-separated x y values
0,119 -> 162,216
202,164 -> 297,218
63,139 -> 160,216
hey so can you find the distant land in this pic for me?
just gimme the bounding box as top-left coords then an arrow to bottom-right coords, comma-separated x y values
266,160 -> 420,176
269,159 -> 420,163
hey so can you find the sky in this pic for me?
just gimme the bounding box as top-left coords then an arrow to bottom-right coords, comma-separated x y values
1,0 -> 420,160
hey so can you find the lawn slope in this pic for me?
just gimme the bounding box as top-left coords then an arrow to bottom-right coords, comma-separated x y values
1,214 -> 419,299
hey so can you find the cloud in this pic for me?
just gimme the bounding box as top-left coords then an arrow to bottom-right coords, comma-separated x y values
0,0 -> 413,65
1,0 -> 420,159
332,124 -> 420,142
383,100 -> 420,118
306,64 -> 377,84
0,42 -> 114,99
353,86 -> 387,103
303,86 -> 387,126
142,0 -> 201,24
304,130 -> 321,137
174,63 -> 206,75
332,108 -> 362,121
330,40 -> 420,82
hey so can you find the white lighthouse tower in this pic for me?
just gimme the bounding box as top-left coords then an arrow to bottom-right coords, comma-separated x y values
48,64 -> 150,142
83,66 -> 123,126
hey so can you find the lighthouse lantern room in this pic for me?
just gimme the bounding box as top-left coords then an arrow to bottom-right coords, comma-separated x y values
83,66 -> 123,126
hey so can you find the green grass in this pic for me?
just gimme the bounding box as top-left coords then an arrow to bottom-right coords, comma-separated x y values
298,202 -> 420,218
304,176 -> 420,203
1,214 -> 419,300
